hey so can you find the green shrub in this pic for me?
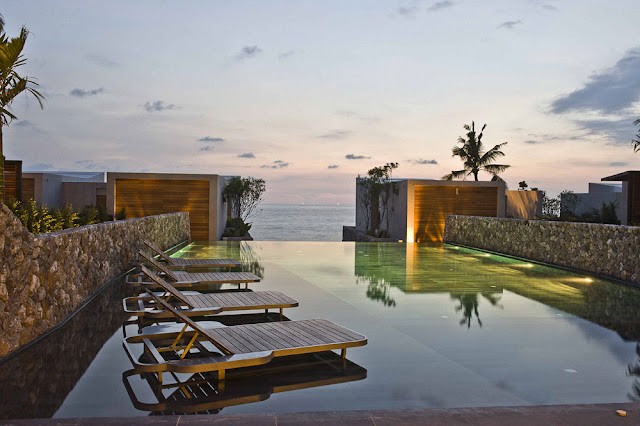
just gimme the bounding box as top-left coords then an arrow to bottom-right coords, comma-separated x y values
115,206 -> 126,220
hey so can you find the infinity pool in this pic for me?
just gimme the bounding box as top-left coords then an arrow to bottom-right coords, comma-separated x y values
1,241 -> 639,419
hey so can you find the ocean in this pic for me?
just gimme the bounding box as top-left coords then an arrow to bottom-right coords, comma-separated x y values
246,204 -> 355,241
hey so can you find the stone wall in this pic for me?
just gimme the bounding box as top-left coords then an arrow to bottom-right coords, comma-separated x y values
0,202 -> 190,358
443,215 -> 640,284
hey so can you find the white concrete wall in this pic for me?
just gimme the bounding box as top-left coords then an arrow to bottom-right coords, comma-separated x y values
566,192 -> 624,221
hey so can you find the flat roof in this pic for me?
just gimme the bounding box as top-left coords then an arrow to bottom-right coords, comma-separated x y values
601,170 -> 640,182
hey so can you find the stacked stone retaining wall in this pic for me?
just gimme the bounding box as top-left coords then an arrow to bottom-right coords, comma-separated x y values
444,215 -> 640,284
0,202 -> 190,358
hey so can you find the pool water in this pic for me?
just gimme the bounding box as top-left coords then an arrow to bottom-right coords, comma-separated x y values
1,241 -> 639,419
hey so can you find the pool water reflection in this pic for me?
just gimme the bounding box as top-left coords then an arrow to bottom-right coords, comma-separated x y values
1,241 -> 639,419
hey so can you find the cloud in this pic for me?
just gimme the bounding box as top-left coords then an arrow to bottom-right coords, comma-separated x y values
24,163 -> 54,171
408,158 -> 438,165
345,154 -> 371,160
428,1 -> 454,12
318,130 -> 351,139
524,140 -> 540,144
397,4 -> 420,16
279,50 -> 296,60
14,120 -> 33,127
69,87 -> 104,97
74,160 -> 107,170
328,164 -> 339,169
261,160 -> 290,169
85,54 -> 120,68
609,161 -> 628,167
574,117 -> 638,145
235,45 -> 262,61
200,145 -> 216,152
550,48 -> 640,115
198,136 -> 225,143
144,100 -> 178,112
238,152 -> 255,158
335,110 -> 382,124
541,4 -> 558,11
497,20 -> 522,29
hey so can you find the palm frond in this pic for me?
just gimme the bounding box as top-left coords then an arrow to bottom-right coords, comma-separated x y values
484,164 -> 510,174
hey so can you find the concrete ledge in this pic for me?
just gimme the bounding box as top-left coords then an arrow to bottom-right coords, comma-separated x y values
4,403 -> 638,424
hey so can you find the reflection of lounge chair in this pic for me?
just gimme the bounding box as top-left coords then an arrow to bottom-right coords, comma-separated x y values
124,265 -> 298,323
144,241 -> 241,270
131,251 -> 260,290
123,291 -> 367,381
122,352 -> 367,415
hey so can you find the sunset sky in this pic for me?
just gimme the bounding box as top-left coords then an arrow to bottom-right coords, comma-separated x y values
2,0 -> 640,204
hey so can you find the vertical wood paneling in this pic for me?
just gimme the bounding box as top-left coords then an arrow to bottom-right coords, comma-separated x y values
630,174 -> 640,225
3,160 -> 22,201
414,185 -> 498,242
115,179 -> 210,240
22,178 -> 35,202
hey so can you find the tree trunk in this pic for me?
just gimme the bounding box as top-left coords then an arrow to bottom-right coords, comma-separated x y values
0,126 -> 4,202
473,170 -> 478,181
370,188 -> 381,233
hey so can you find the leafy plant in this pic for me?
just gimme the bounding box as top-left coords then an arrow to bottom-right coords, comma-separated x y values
518,181 -> 528,190
633,117 -> 640,153
222,177 -> 265,237
115,206 -> 126,220
357,162 -> 399,236
0,14 -> 44,201
443,122 -> 510,185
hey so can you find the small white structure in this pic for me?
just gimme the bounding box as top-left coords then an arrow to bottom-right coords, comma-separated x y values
561,182 -> 624,223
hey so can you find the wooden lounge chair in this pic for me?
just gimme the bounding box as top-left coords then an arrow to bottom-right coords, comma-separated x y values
122,352 -> 367,414
124,265 -> 298,323
144,240 -> 241,271
123,291 -> 367,381
133,250 -> 260,290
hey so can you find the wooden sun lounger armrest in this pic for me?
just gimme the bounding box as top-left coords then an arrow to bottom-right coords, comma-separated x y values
171,351 -> 275,370
142,338 -> 166,365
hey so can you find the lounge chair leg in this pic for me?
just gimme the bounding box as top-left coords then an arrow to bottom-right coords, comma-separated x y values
158,371 -> 162,384
265,309 -> 268,315
219,369 -> 225,381
341,348 -> 346,359
280,308 -> 283,320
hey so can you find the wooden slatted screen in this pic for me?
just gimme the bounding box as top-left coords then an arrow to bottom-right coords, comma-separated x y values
22,178 -> 35,202
630,174 -> 640,225
3,160 -> 22,201
115,178 -> 209,240
414,185 -> 498,242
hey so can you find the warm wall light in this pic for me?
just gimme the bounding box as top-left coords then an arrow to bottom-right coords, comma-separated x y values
584,278 -> 593,283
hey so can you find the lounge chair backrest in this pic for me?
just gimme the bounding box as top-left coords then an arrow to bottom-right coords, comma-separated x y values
144,240 -> 173,263
138,250 -> 179,281
139,264 -> 192,307
145,290 -> 232,354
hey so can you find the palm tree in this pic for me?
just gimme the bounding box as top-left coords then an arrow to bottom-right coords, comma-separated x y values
442,122 -> 509,183
633,117 -> 640,153
0,14 -> 44,201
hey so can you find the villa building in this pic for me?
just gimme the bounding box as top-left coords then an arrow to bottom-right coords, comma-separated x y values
355,178 -> 507,243
9,169 -> 228,241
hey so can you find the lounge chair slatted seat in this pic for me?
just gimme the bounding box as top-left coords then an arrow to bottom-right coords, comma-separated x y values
123,291 -> 367,378
144,241 -> 240,270
124,265 -> 297,320
137,251 -> 260,289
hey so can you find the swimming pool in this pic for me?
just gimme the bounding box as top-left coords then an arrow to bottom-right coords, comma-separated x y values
1,241 -> 639,418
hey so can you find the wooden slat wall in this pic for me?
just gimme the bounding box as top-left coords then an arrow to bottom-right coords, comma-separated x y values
414,186 -> 498,243
115,178 -> 210,240
630,174 -> 640,225
3,160 -> 22,201
22,178 -> 35,202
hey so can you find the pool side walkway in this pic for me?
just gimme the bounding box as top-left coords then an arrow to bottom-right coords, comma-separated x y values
3,403 -> 638,425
